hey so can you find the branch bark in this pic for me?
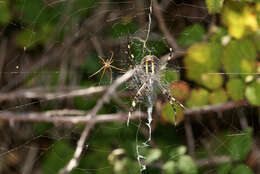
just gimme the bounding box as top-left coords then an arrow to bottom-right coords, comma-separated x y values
0,111 -> 146,124
0,101 -> 248,124
58,69 -> 135,174
0,86 -> 107,100
153,0 -> 179,50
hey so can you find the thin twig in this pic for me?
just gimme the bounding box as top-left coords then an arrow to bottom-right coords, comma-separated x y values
22,144 -> 38,174
185,116 -> 195,157
0,39 -> 7,85
58,122 -> 94,174
0,86 -> 106,100
0,101 -> 248,124
153,0 -> 179,50
58,69 -> 135,174
0,111 -> 146,124
196,155 -> 232,167
90,69 -> 135,115
185,100 -> 248,116
91,36 -> 104,56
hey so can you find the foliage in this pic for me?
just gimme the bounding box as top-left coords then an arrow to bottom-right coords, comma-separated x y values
0,0 -> 259,173
228,128 -> 253,161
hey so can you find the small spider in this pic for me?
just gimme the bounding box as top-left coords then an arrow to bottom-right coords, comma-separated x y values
127,43 -> 185,125
89,51 -> 124,83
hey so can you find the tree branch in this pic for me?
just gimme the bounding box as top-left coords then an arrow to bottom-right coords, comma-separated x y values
0,111 -> 146,124
184,100 -> 248,116
0,101 -> 248,125
153,0 -> 179,50
0,86 -> 107,100
58,69 -> 135,174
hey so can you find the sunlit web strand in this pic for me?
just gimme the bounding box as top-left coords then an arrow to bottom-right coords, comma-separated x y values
172,67 -> 260,75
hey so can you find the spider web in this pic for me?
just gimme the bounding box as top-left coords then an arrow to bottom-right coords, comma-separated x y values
0,0 -> 258,174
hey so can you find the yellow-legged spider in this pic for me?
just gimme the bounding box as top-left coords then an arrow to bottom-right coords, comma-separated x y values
127,43 -> 185,125
89,51 -> 124,83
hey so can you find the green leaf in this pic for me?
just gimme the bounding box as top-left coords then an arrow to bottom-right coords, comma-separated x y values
160,69 -> 179,84
42,140 -> 74,174
216,162 -> 232,174
209,89 -> 228,105
177,24 -> 206,47
206,0 -> 224,14
177,155 -> 197,174
201,73 -> 223,90
231,164 -> 254,174
226,78 -> 246,101
222,39 -> 257,80
110,20 -> 137,38
228,128 -> 253,161
16,29 -> 38,49
115,158 -> 139,174
222,2 -> 258,39
245,80 -> 260,106
33,122 -> 53,135
184,42 -> 222,87
148,40 -> 169,56
146,149 -> 162,163
210,27 -> 227,43
186,88 -> 209,108
250,32 -> 260,52
73,0 -> 96,17
163,161 -> 177,174
14,0 -> 63,27
129,39 -> 169,63
128,39 -> 147,63
0,0 -> 11,25
161,103 -> 184,125
169,145 -> 187,161
38,24 -> 55,44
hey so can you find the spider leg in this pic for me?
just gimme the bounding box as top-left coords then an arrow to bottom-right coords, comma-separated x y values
89,66 -> 105,78
157,82 -> 185,109
126,36 -> 138,66
168,48 -> 175,61
156,82 -> 185,124
109,67 -> 113,83
110,65 -> 125,72
98,56 -> 106,64
127,82 -> 148,126
109,51 -> 114,62
100,67 -> 107,80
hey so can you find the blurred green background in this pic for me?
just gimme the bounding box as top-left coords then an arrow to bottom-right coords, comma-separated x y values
0,0 -> 259,174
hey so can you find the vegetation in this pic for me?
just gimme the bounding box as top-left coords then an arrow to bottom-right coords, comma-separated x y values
0,0 -> 259,174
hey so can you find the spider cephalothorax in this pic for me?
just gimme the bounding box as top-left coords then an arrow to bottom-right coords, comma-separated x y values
127,44 -> 185,125
140,55 -> 160,75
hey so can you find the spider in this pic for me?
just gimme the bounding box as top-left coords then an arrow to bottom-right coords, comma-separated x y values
127,43 -> 185,124
89,51 -> 124,83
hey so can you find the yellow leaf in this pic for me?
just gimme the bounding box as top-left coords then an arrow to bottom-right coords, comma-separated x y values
222,2 -> 258,39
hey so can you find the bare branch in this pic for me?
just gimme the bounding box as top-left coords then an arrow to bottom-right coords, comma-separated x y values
58,122 -> 94,174
153,0 -> 179,50
22,144 -> 38,174
196,155 -> 232,167
184,100 -> 248,116
59,69 -> 135,174
0,101 -> 248,125
0,111 -> 146,124
90,69 -> 135,115
185,116 -> 195,157
0,86 -> 106,100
